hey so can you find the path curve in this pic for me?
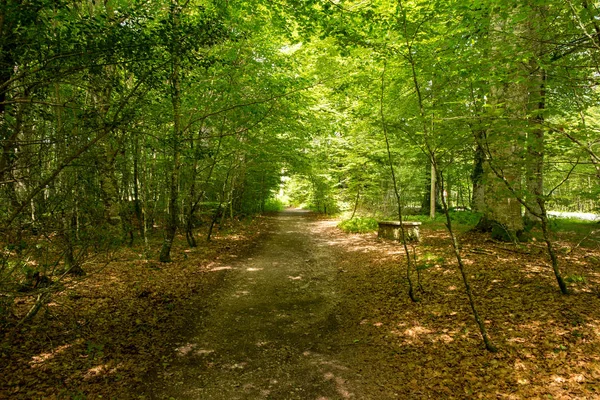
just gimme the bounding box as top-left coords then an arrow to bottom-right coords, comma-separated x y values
153,209 -> 359,399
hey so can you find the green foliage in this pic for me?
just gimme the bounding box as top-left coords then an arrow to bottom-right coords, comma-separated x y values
550,217 -> 599,229
417,251 -> 446,271
338,217 -> 379,233
0,0 -> 599,334
284,174 -> 339,214
400,211 -> 481,226
448,211 -> 482,226
565,274 -> 586,284
263,198 -> 285,213
547,218 -> 600,247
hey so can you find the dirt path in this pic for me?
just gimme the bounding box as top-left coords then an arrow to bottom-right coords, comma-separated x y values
151,209 -> 360,399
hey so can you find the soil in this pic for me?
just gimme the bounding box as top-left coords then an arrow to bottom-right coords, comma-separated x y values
147,209 -> 600,400
150,209 -> 362,399
3,209 -> 599,399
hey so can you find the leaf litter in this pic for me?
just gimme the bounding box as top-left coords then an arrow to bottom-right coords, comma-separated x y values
0,217 -> 269,399
322,222 -> 600,399
1,215 -> 600,399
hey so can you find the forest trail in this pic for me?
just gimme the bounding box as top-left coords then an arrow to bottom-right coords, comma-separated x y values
151,209 -> 361,400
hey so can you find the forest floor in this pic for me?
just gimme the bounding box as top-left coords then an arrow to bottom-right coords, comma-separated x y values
2,209 -> 600,399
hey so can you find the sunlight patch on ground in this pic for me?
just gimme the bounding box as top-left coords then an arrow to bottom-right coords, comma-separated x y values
316,218 -> 600,399
174,343 -> 216,357
84,363 -> 118,380
246,267 -> 263,271
175,343 -> 196,356
437,334 -> 454,343
323,372 -> 335,380
224,362 -> 247,369
589,321 -> 600,338
30,343 -> 74,367
404,325 -> 433,338
210,266 -> 234,271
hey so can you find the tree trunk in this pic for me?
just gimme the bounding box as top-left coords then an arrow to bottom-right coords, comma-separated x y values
159,1 -> 182,262
350,186 -> 360,219
471,133 -> 486,212
133,134 -> 145,240
430,163 -> 436,218
524,39 -> 547,227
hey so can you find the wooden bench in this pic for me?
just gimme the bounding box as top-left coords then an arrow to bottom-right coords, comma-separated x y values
378,221 -> 422,242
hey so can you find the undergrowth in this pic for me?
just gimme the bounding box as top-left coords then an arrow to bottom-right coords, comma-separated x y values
263,198 -> 286,212
338,211 -> 482,234
403,211 -> 481,226
338,217 -> 379,233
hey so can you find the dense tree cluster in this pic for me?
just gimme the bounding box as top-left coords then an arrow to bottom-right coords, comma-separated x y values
0,0 -> 319,322
1,0 -> 599,338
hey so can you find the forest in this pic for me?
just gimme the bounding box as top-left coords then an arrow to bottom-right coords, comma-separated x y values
1,0 -> 600,398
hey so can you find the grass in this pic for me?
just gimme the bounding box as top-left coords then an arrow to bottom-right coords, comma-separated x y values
396,210 -> 481,233
338,211 -> 483,235
338,217 -> 379,233
339,211 -> 599,248
402,210 -> 481,225
531,216 -> 600,248
549,216 -> 598,233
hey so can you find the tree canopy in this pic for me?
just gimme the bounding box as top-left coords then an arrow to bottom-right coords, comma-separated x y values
1,0 -> 600,362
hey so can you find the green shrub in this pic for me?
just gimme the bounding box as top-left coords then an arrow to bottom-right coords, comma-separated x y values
565,274 -> 586,284
400,210 -> 481,226
448,210 -> 482,226
263,198 -> 285,212
338,217 -> 379,233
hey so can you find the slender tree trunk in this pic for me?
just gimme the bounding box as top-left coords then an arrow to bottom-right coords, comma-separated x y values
380,58 -> 418,303
430,163 -> 436,218
398,0 -> 496,350
539,201 -> 568,294
351,186 -> 360,219
0,3 -> 15,190
133,134 -> 145,240
207,166 -> 232,242
159,1 -> 182,262
185,134 -> 223,246
185,140 -> 199,247
471,132 -> 486,212
206,204 -> 220,242
185,166 -> 198,248
437,167 -> 497,352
